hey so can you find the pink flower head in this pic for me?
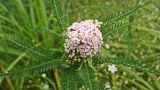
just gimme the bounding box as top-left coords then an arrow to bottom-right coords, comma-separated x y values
64,19 -> 103,62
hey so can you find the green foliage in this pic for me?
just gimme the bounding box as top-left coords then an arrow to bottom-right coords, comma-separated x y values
101,1 -> 151,38
60,63 -> 103,90
0,58 -> 62,79
0,36 -> 64,79
7,37 -> 45,57
79,64 -> 103,90
60,66 -> 82,90
93,55 -> 160,76
102,1 -> 150,28
0,0 -> 159,90
50,0 -> 66,32
103,21 -> 130,38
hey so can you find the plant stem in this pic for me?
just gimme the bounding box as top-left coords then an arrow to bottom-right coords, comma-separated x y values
7,52 -> 26,71
0,66 -> 14,90
87,58 -> 96,71
111,73 -> 116,90
54,68 -> 61,90
76,61 -> 84,71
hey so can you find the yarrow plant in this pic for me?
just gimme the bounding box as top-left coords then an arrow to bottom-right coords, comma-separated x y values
64,19 -> 103,63
0,0 -> 158,90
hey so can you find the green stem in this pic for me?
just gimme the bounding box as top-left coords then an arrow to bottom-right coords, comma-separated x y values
7,52 -> 26,71
87,58 -> 96,71
76,61 -> 84,71
76,58 -> 96,71
54,68 -> 61,90
0,52 -> 25,85
111,73 -> 116,90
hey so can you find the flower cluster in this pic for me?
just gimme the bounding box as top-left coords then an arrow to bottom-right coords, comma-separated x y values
64,19 -> 103,62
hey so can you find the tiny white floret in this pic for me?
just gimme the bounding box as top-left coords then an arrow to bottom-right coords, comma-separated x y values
105,44 -> 110,49
104,82 -> 111,90
43,84 -> 49,90
108,64 -> 117,73
42,73 -> 46,78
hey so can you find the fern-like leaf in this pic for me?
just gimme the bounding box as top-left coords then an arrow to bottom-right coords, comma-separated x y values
51,0 -> 65,32
60,66 -> 82,90
7,37 -> 45,57
93,55 -> 160,76
102,21 -> 131,38
30,27 -> 64,38
0,58 -> 63,79
79,64 -> 103,90
6,36 -> 63,60
102,1 -> 150,28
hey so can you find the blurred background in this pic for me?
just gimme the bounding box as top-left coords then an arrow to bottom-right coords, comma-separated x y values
0,0 -> 160,90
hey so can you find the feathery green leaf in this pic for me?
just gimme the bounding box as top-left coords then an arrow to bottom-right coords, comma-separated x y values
60,66 -> 82,90
0,58 -> 63,79
79,64 -> 103,90
51,0 -> 65,32
93,55 -> 160,76
102,21 -> 131,38
102,1 -> 150,28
